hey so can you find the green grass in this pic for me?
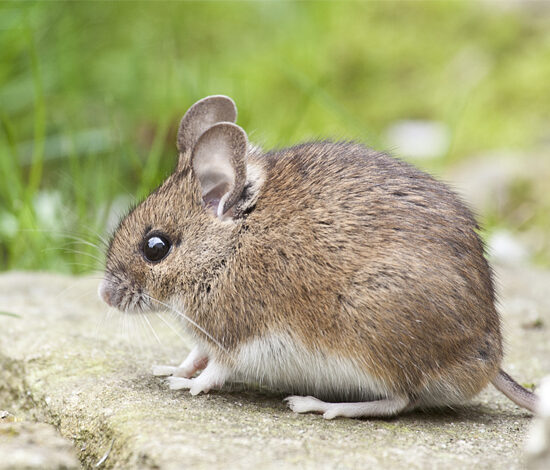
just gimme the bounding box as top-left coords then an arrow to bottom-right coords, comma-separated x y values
1,0 -> 550,273
0,311 -> 21,318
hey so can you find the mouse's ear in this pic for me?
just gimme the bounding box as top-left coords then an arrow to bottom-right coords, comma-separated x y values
177,95 -> 237,156
191,122 -> 247,220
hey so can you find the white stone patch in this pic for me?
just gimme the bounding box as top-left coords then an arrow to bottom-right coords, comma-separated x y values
488,230 -> 529,265
384,120 -> 450,160
526,375 -> 550,466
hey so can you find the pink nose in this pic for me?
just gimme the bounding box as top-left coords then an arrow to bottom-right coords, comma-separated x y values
98,280 -> 113,306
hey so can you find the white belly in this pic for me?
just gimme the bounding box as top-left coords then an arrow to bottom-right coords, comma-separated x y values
234,332 -> 389,400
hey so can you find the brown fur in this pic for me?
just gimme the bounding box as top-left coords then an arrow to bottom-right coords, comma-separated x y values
104,133 -> 503,406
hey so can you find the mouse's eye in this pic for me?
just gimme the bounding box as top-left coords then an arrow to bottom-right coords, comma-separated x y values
142,234 -> 171,263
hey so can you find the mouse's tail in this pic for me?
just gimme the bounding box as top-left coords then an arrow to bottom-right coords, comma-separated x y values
491,369 -> 539,413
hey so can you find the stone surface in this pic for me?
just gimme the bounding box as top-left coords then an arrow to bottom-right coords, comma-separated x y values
0,267 -> 549,469
0,421 -> 80,470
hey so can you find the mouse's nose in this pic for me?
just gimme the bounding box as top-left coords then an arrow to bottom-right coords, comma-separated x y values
98,279 -> 113,306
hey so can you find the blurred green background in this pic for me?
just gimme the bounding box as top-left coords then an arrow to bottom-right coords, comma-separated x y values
1,0 -> 549,273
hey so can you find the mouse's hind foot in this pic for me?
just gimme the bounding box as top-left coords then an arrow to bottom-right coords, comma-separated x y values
284,395 -> 409,419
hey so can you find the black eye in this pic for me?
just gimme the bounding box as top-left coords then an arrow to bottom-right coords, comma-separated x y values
142,234 -> 171,263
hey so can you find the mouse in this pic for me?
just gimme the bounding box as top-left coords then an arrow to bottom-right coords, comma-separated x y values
98,94 -> 539,419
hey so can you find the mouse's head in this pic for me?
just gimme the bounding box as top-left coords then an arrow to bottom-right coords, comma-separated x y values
98,95 -> 263,313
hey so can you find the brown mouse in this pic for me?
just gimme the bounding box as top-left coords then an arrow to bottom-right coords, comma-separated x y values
99,95 -> 538,419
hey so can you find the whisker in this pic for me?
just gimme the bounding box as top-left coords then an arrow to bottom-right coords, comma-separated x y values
52,277 -> 100,302
134,313 -> 147,353
94,306 -> 113,339
143,294 -> 228,354
129,312 -> 142,354
65,262 -> 102,269
78,223 -> 110,248
62,239 -> 102,250
20,228 -> 105,247
141,312 -> 163,347
122,310 -> 130,349
42,247 -> 104,264
62,287 -> 100,304
140,315 -> 162,346
153,311 -> 187,343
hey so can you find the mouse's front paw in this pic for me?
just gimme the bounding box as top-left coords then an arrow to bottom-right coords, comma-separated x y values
165,361 -> 229,396
152,365 -> 177,376
167,376 -> 193,390
167,377 -> 211,395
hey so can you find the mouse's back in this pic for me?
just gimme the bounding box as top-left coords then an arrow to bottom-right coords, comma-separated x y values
188,140 -> 502,406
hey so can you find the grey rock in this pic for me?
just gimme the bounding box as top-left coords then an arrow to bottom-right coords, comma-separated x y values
0,421 -> 80,470
0,268 -> 549,469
